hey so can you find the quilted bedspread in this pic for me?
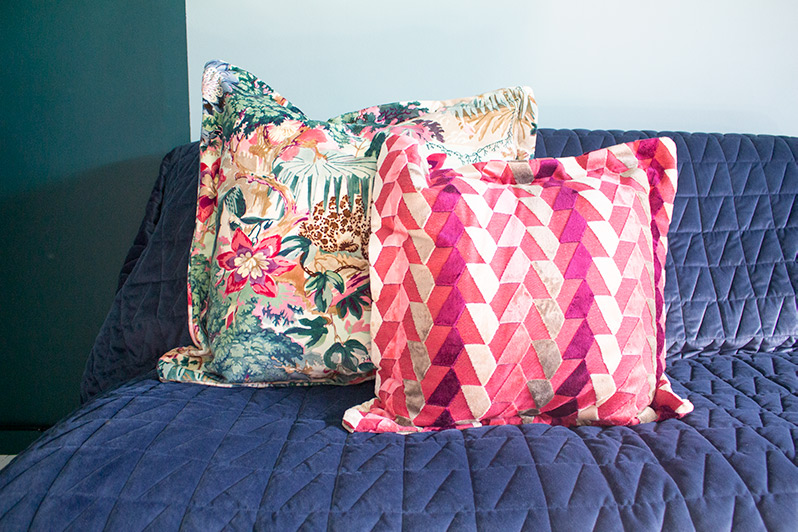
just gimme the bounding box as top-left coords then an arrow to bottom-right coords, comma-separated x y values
1,130 -> 796,531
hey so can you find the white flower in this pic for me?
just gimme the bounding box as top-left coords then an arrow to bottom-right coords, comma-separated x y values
233,251 -> 268,279
267,120 -> 303,144
202,68 -> 224,104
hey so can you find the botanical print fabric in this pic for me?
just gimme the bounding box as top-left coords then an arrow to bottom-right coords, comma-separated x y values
158,61 -> 538,387
343,134 -> 693,432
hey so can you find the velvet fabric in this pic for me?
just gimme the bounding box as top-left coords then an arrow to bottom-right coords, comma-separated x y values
37,129 -> 795,531
345,134 -> 692,432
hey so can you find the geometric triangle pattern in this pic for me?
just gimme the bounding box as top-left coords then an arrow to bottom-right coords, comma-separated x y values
344,134 -> 693,432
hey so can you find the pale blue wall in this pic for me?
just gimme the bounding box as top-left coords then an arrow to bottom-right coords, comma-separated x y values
186,0 -> 797,139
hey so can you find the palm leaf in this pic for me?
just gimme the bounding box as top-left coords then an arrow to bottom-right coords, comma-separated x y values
454,89 -> 514,120
273,149 -> 375,211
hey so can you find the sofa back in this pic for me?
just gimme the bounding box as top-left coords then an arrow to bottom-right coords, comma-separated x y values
82,130 -> 798,401
536,129 -> 798,358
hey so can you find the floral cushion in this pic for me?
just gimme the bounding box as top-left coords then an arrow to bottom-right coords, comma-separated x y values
343,134 -> 694,432
158,61 -> 538,386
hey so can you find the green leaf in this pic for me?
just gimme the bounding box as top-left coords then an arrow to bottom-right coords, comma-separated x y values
336,282 -> 370,320
358,360 -> 376,373
327,271 -> 345,294
279,235 -> 311,259
224,187 -> 247,218
228,98 -> 302,138
340,354 -> 358,372
323,343 -> 347,369
305,271 -> 346,313
323,339 -> 368,372
240,216 -> 274,227
314,285 -> 333,313
300,316 -> 327,328
343,339 -> 368,357
365,131 -> 386,158
305,274 -> 325,293
284,316 -> 327,347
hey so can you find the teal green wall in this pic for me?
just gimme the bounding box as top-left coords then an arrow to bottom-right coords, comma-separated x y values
0,1 -> 190,453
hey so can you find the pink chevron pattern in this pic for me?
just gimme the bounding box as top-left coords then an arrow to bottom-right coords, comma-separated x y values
343,134 -> 693,432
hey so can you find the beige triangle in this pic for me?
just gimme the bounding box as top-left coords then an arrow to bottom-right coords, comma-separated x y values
409,301 -> 434,341
592,257 -> 622,295
595,334 -> 622,373
465,227 -> 497,263
587,219 -> 619,257
594,295 -> 623,335
466,263 -> 499,303
462,385 -> 492,419
531,260 -> 563,298
534,299 -> 564,338
464,344 -> 497,385
462,193 -> 495,228
465,303 -> 500,344
409,264 -> 435,302
408,229 -> 435,263
518,192 -> 552,225
590,373 -> 617,407
407,340 -> 431,381
527,226 -> 559,261
403,191 -> 432,229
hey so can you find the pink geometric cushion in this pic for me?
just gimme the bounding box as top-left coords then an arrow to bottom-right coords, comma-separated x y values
343,134 -> 694,432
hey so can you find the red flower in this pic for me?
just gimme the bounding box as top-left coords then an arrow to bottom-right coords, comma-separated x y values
197,159 -> 222,222
216,229 -> 297,297
277,126 -> 329,161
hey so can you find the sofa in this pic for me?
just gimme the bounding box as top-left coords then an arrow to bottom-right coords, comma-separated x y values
0,127 -> 795,531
